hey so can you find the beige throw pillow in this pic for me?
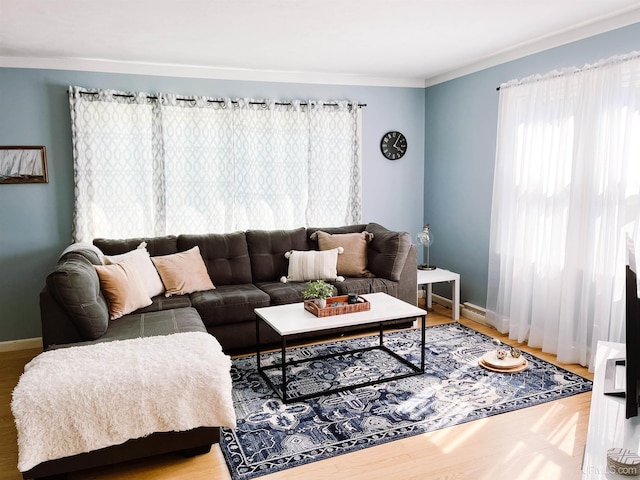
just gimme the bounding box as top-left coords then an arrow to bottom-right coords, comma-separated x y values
151,246 -> 215,297
94,260 -> 153,320
311,230 -> 374,277
103,243 -> 165,297
281,248 -> 344,283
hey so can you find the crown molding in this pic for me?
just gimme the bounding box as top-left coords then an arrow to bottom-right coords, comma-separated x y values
0,56 -> 426,89
424,8 -> 640,87
2,8 -> 638,90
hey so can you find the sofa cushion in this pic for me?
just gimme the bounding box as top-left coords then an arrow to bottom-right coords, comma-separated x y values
92,307 -> 206,343
311,230 -> 373,278
365,223 -> 412,282
94,235 -> 178,257
255,281 -> 307,305
103,244 -> 165,297
332,277 -> 399,298
178,232 -> 252,286
246,227 -> 308,282
94,261 -> 153,320
136,294 -> 192,313
152,246 -> 215,297
189,284 -> 270,327
45,251 -> 109,340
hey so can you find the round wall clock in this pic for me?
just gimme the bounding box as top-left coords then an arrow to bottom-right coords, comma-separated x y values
380,131 -> 407,160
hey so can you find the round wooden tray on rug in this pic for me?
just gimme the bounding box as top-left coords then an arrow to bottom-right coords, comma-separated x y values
479,352 -> 528,373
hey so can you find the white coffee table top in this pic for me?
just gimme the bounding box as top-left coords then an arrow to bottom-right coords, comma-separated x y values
255,292 -> 426,336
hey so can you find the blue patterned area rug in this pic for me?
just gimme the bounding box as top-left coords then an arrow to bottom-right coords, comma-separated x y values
220,323 -> 591,480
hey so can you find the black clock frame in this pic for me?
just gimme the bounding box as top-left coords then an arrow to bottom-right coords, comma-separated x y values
380,131 -> 407,160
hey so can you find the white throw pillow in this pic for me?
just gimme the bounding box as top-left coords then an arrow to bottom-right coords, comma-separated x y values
280,248 -> 345,283
103,243 -> 165,297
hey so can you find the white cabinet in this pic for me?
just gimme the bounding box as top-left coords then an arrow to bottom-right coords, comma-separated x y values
583,341 -> 640,479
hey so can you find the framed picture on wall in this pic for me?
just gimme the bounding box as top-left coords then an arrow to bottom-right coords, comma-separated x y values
0,146 -> 48,184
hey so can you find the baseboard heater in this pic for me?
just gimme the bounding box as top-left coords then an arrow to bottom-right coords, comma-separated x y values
460,302 -> 488,324
428,294 -> 488,324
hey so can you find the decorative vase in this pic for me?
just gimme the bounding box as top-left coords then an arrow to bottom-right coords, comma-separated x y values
315,298 -> 327,309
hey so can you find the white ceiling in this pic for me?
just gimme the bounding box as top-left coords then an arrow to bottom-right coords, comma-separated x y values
1,0 -> 640,87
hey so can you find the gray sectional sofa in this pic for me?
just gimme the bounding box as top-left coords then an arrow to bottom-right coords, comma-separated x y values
41,223 -> 417,353
29,222 -> 415,480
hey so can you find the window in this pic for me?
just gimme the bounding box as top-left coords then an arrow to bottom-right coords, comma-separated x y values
69,88 -> 362,241
487,52 -> 640,368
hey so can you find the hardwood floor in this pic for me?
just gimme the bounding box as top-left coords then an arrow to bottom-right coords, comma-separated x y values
0,304 -> 593,480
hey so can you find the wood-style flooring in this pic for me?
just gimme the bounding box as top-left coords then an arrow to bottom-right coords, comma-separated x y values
0,303 -> 593,480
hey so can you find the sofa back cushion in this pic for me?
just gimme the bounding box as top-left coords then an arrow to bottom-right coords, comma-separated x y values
94,235 -> 178,257
178,232 -> 251,286
246,227 -> 309,283
365,223 -> 412,282
45,251 -> 109,340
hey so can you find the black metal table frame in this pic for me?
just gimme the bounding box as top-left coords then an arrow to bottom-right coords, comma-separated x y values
256,313 -> 426,403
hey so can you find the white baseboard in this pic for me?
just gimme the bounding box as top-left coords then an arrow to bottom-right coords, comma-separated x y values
431,293 -> 452,309
0,337 -> 42,353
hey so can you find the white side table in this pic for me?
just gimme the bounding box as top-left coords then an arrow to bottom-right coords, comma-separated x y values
417,268 -> 460,320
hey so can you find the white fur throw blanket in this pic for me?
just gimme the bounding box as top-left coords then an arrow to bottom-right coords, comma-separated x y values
11,332 -> 236,472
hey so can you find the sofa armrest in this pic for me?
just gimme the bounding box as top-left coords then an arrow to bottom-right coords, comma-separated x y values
40,287 -> 84,349
396,244 -> 417,306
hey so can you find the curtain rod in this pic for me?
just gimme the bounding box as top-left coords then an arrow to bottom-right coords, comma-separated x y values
495,50 -> 640,92
76,91 -> 366,107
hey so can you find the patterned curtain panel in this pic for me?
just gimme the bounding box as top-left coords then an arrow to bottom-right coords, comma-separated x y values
68,87 -> 362,241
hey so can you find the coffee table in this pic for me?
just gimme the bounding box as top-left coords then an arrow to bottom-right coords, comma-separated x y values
255,292 -> 427,403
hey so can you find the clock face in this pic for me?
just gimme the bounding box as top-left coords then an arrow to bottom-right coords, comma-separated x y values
380,131 -> 407,160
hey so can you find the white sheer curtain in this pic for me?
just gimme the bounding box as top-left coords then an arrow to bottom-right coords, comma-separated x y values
69,88 -> 362,241
487,51 -> 640,369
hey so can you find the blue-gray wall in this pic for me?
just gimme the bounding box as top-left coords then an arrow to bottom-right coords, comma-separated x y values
3,21 -> 640,343
0,68 -> 425,342
424,22 -> 640,307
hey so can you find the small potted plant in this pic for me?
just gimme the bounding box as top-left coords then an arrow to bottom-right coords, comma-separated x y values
302,280 -> 335,308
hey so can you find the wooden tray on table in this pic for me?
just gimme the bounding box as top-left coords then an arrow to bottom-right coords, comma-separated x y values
304,295 -> 370,317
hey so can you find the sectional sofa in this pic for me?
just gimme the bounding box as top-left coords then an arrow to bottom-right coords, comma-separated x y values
41,222 -> 417,353
27,222 -> 416,479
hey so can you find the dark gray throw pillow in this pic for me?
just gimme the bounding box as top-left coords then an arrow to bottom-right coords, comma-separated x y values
365,223 -> 412,282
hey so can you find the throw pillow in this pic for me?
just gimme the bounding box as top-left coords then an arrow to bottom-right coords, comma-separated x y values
365,223 -> 413,282
280,248 -> 345,283
103,243 -> 165,297
311,230 -> 374,277
151,246 -> 215,297
94,260 -> 153,320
